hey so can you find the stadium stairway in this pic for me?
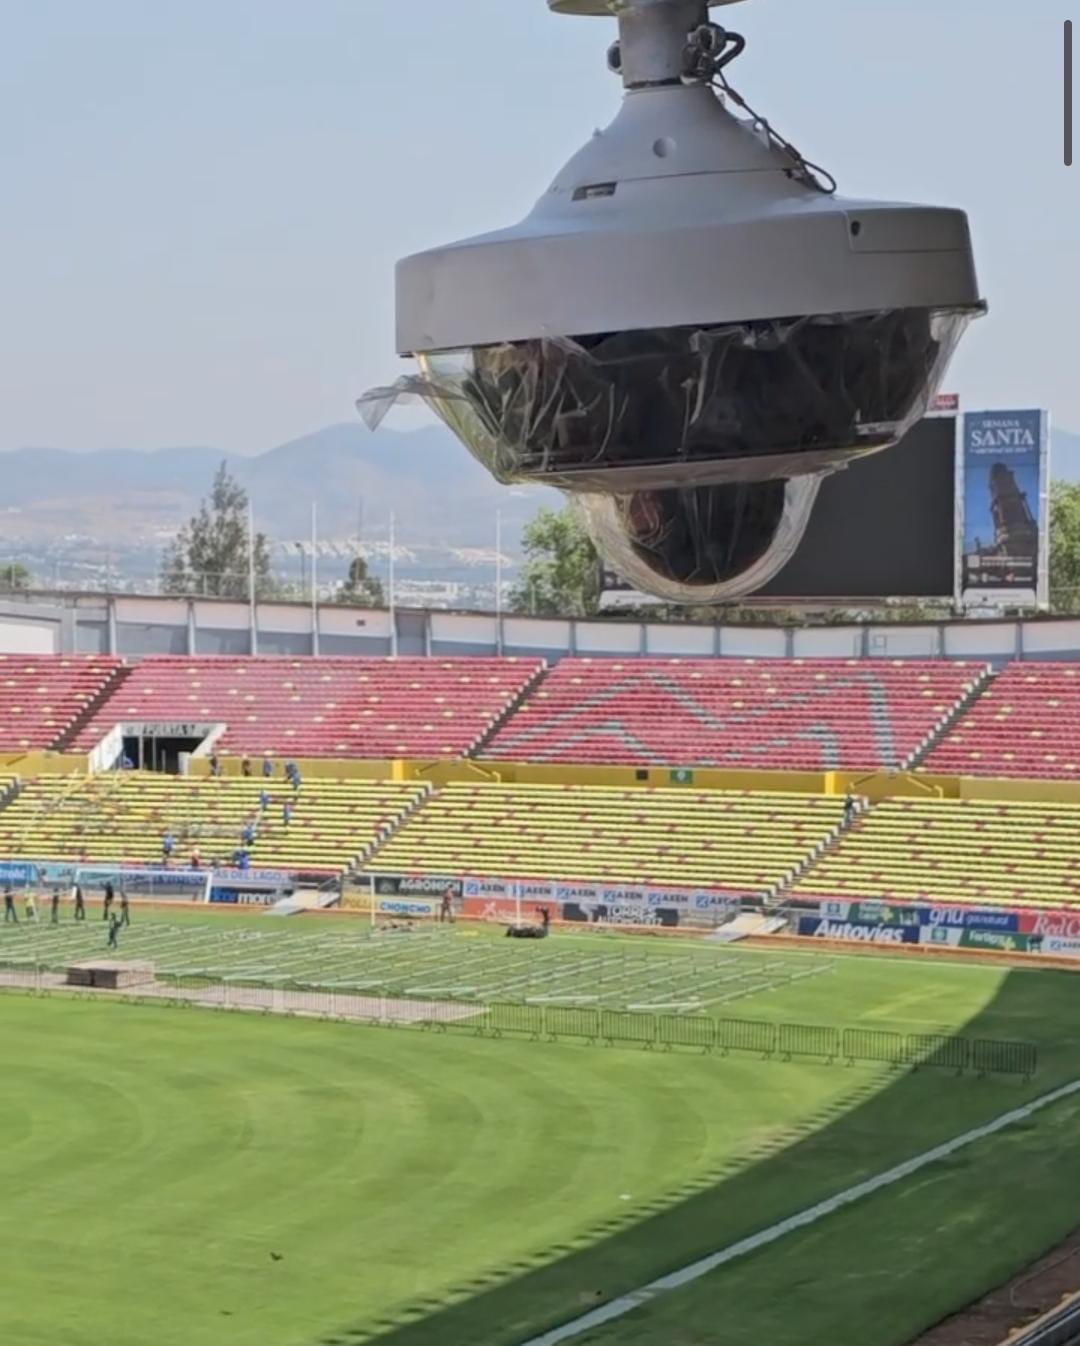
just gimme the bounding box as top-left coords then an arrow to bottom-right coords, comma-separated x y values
464,659 -> 549,759
51,663 -> 132,752
764,792 -> 870,907
900,663 -> 997,772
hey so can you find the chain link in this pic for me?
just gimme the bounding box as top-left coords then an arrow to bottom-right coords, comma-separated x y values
685,24 -> 838,197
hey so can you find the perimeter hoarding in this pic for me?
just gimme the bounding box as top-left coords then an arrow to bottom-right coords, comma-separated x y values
801,899 -> 1080,958
960,409 -> 1050,609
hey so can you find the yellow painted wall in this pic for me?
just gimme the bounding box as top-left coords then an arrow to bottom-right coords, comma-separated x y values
10,751 -> 1080,809
958,776 -> 1080,805
189,756 -> 396,782
0,751 -> 87,777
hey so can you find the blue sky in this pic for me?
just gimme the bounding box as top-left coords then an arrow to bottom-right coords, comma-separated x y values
1,0 -> 1076,454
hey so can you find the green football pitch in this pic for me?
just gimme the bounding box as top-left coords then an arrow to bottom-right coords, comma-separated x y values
3,913 -> 1080,1346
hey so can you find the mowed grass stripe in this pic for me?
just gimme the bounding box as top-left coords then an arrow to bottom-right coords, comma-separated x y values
0,995 -> 860,1346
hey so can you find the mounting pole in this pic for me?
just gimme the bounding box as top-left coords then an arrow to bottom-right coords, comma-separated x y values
547,0 -> 745,89
613,0 -> 708,89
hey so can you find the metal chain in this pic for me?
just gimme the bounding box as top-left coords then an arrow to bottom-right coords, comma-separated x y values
684,24 -> 838,196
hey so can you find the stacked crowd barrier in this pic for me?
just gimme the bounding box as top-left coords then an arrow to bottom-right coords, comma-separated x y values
70,656 -> 543,759
483,658 -> 988,771
363,781 -> 848,893
0,773 -> 428,876
792,797 -> 1080,909
0,655 -> 123,751
923,663 -> 1080,780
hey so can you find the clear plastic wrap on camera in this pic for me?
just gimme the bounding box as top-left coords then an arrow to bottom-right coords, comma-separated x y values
578,476 -> 825,604
360,308 -> 972,490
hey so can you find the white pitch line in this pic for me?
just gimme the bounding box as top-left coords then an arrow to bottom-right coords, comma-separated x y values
518,1075 -> 1080,1346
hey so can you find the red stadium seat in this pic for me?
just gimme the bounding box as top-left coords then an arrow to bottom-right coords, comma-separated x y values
71,656 -> 543,759
923,663 -> 1080,781
0,655 -> 123,751
484,658 -> 987,772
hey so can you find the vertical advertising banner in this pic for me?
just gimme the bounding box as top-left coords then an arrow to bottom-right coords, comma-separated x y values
960,410 -> 1050,608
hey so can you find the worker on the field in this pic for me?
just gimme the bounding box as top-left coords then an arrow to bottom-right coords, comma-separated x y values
3,885 -> 18,924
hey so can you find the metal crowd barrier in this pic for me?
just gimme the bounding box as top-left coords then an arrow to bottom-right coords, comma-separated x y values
0,962 -> 1038,1079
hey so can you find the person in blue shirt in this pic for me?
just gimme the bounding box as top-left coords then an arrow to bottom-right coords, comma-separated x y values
262,756 -> 274,779
241,819 -> 257,847
282,800 -> 294,827
162,830 -> 176,863
259,788 -> 271,812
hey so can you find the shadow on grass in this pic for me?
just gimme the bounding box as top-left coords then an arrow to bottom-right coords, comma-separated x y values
316,965 -> 1080,1346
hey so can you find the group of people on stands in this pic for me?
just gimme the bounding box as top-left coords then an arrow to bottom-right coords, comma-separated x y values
159,755 -> 303,872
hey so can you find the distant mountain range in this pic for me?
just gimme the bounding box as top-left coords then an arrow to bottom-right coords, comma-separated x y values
0,424 -> 560,551
2,419 -> 1077,553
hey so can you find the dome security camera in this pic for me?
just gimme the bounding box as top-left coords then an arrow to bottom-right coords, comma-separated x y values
363,0 -> 985,604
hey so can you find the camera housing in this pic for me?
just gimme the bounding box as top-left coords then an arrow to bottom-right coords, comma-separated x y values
375,0 -> 985,603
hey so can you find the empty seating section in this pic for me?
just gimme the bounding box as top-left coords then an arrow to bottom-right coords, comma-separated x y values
923,663 -> 1080,780
484,658 -> 987,771
71,657 -> 543,759
0,656 -> 122,751
793,798 -> 1080,909
366,783 -> 847,892
0,774 -> 427,875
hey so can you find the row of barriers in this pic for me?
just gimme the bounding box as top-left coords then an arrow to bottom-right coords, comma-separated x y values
436,1003 -> 1039,1078
0,963 -> 1037,1078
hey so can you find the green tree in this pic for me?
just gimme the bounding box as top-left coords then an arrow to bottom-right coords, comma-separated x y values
510,504 -> 600,617
1050,480 -> 1080,613
336,554 -> 385,608
0,562 -> 31,591
161,462 -> 273,599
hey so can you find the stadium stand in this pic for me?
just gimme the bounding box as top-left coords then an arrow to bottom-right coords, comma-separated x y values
791,797 -> 1080,908
71,656 -> 543,759
0,773 -> 428,875
483,658 -> 989,771
922,663 -> 1080,780
0,655 -> 123,751
365,782 -> 848,893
